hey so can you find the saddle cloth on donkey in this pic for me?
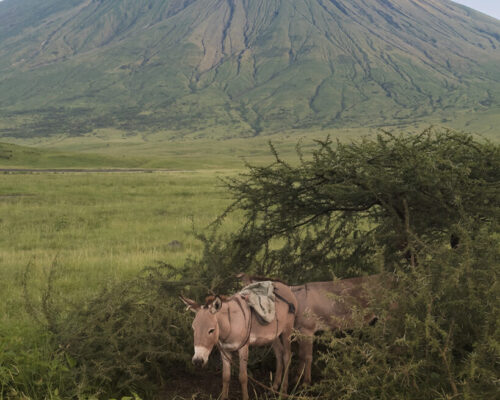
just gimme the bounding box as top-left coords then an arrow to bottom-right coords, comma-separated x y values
239,281 -> 276,324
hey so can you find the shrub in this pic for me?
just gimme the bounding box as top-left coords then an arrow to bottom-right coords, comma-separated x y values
0,323 -> 71,400
312,223 -> 499,400
25,264 -> 194,398
218,128 -> 499,277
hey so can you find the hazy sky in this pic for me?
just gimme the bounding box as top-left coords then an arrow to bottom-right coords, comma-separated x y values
453,0 -> 500,20
0,0 -> 498,20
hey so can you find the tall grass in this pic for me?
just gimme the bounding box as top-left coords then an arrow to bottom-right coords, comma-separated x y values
0,171 -> 239,320
0,170 -> 244,398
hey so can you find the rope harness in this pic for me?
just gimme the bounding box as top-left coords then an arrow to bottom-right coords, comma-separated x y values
274,287 -> 297,314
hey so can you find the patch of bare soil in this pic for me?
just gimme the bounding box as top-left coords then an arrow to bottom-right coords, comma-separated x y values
0,193 -> 35,200
160,372 -> 243,400
159,366 -> 276,400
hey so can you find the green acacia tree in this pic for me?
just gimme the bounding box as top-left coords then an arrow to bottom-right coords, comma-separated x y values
215,128 -> 499,279
197,128 -> 499,399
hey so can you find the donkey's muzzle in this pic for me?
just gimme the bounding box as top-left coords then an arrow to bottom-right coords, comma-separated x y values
192,356 -> 205,367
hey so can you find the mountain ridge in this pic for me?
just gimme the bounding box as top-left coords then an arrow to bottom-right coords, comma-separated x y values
0,0 -> 499,139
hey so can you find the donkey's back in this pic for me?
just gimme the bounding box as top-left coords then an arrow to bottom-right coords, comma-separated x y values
291,274 -> 388,385
292,275 -> 381,333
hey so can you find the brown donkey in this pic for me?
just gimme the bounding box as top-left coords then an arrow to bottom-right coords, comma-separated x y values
291,275 -> 388,385
180,281 -> 297,400
240,274 -> 387,385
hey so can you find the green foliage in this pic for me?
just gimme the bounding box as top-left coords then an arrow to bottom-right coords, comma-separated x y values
201,128 -> 499,399
23,264 -> 193,398
0,324 -> 72,400
311,224 -> 499,400
219,129 -> 499,278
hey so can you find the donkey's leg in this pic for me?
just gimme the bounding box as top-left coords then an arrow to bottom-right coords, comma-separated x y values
299,335 -> 314,385
221,351 -> 232,400
271,338 -> 284,391
280,326 -> 293,394
238,345 -> 249,400
296,337 -> 306,383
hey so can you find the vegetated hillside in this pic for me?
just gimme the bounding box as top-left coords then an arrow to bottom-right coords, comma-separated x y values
0,0 -> 499,139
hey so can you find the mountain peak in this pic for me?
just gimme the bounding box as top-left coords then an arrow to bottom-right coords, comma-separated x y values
0,0 -> 499,138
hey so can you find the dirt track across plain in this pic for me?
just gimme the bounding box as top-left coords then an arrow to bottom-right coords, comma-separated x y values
0,168 -> 188,173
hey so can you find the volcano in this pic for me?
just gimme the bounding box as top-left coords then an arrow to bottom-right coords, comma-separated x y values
0,0 -> 499,138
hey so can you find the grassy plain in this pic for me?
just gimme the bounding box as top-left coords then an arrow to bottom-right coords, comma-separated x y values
0,170 -> 241,324
0,168 -> 244,396
0,164 -> 250,398
0,128 -> 365,169
6,121 -> 495,171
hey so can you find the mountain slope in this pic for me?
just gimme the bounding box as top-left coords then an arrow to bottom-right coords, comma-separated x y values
0,0 -> 499,138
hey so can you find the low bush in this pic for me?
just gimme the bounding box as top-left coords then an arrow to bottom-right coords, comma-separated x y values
0,323 -> 70,399
21,265 -> 194,399
311,225 -> 499,400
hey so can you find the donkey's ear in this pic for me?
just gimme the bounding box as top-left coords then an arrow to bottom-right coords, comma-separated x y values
210,296 -> 223,314
236,272 -> 252,285
179,294 -> 200,313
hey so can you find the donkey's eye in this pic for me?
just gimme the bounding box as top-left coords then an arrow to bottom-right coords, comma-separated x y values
208,328 -> 215,334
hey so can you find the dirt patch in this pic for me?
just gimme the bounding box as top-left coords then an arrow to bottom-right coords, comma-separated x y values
0,193 -> 35,200
159,365 -> 278,399
161,372 -> 242,399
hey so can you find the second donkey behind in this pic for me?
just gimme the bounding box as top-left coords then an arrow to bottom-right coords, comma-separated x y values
239,273 -> 388,385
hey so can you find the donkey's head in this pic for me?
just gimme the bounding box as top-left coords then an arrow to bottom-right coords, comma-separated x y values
180,294 -> 223,367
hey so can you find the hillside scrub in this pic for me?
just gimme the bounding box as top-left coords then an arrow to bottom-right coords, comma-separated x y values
12,129 -> 500,399
2,0 -> 500,137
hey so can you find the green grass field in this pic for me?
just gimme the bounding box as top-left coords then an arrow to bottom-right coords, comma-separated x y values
4,120 -> 496,171
1,170 -> 240,321
0,128 -> 364,169
0,168 -> 242,399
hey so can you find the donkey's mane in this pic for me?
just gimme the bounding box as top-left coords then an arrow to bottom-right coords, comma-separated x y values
246,274 -> 288,285
204,295 -> 230,306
